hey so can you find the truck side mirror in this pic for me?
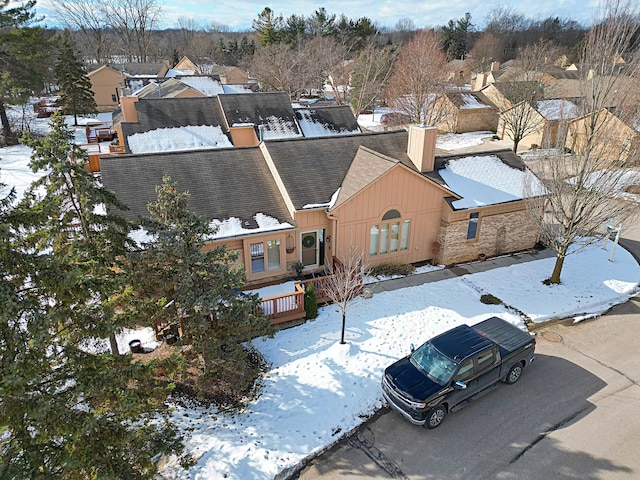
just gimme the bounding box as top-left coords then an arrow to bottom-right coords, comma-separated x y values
454,381 -> 467,390
410,343 -> 415,353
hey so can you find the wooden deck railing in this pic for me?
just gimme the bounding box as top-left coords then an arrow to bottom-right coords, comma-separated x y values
259,283 -> 306,325
259,264 -> 363,325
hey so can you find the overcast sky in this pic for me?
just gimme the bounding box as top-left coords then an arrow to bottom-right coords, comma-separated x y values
37,0 -> 601,31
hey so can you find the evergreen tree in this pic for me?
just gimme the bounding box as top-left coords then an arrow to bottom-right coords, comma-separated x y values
129,176 -> 274,402
441,12 -> 473,60
252,7 -> 283,46
304,283 -> 318,319
0,0 -> 54,145
55,35 -> 97,126
0,115 -> 184,478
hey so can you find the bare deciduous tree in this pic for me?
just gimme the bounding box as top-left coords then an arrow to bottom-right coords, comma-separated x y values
349,41 -> 397,117
468,32 -> 504,73
497,40 -> 561,152
527,0 -> 640,284
385,30 -> 449,125
105,0 -> 162,62
54,0 -> 110,64
323,253 -> 365,345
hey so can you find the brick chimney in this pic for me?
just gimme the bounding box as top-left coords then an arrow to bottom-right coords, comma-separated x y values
407,125 -> 436,173
490,61 -> 500,72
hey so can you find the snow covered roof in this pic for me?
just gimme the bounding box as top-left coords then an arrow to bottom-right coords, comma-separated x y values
127,125 -> 232,154
294,106 -> 360,137
437,152 -> 546,209
537,99 -> 580,120
447,92 -> 494,110
222,84 -> 255,94
178,76 -> 225,96
210,213 -> 294,240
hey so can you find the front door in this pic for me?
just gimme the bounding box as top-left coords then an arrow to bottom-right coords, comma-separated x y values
301,232 -> 317,267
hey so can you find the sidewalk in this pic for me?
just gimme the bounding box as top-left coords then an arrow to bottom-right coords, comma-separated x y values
372,248 -> 556,293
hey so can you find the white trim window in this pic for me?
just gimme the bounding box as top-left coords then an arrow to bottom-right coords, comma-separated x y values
250,239 -> 282,274
369,210 -> 411,256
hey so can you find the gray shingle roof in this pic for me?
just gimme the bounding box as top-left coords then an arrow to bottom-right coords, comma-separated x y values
263,131 -> 411,209
218,92 -> 301,139
294,105 -> 360,136
135,79 -> 194,99
120,97 -> 229,152
100,147 -> 294,230
332,147 -> 398,209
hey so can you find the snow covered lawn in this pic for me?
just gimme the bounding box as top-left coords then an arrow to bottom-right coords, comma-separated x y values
159,243 -> 639,480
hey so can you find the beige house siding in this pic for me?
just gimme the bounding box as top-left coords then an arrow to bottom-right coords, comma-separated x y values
89,66 -> 126,112
330,166 -> 445,267
437,204 -> 538,265
455,109 -> 498,133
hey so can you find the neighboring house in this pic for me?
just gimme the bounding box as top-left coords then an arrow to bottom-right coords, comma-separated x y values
166,56 -> 202,76
436,91 -> 498,133
87,65 -> 127,112
88,61 -> 171,112
496,98 -> 581,149
294,105 -> 361,137
100,126 -> 545,287
326,59 -> 356,102
536,99 -> 580,146
446,59 -> 473,86
481,81 -> 542,112
208,65 -> 249,84
565,108 -> 640,164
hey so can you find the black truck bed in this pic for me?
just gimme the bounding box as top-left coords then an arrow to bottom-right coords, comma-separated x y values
472,317 -> 534,358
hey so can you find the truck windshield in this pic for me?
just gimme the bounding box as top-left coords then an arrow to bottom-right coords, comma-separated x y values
410,342 -> 457,385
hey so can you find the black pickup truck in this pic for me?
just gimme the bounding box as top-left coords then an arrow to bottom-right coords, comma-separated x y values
381,316 -> 535,428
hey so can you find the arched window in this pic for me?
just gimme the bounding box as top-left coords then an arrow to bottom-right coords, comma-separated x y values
382,209 -> 401,221
369,210 -> 411,256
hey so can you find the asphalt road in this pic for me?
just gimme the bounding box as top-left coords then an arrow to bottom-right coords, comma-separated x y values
294,224 -> 640,480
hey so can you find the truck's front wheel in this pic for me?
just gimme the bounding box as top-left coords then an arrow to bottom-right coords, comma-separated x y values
425,405 -> 447,429
504,363 -> 523,384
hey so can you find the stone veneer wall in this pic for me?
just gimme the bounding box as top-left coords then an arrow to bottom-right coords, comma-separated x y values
436,210 -> 539,265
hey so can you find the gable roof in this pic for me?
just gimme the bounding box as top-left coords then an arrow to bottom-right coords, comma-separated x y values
332,147 -> 399,209
294,106 -> 361,137
109,62 -> 170,77
134,79 -> 202,99
100,147 -> 294,235
218,92 -> 302,140
537,99 -> 580,120
263,131 -> 412,210
487,81 -> 543,104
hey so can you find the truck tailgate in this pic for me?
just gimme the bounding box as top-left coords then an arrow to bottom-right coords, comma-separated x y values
473,317 -> 534,357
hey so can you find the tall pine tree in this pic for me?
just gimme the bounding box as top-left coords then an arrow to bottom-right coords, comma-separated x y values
129,176 -> 274,404
0,115 -> 184,478
0,0 -> 54,144
55,34 -> 97,126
